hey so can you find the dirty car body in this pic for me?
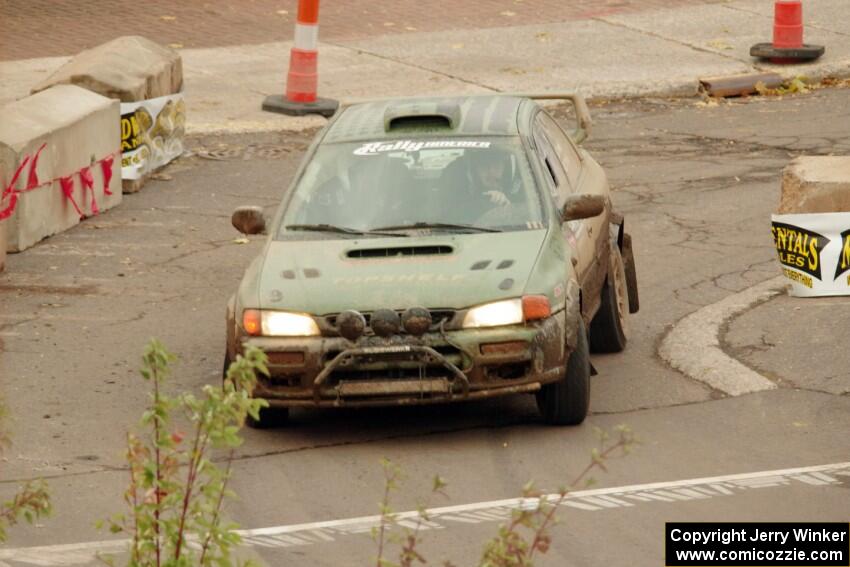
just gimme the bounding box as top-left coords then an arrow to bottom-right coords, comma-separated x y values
226,94 -> 638,425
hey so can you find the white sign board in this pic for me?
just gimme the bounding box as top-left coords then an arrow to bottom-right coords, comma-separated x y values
771,212 -> 850,297
120,92 -> 185,180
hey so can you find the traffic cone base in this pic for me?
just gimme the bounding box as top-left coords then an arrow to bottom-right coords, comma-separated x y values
262,94 -> 339,117
750,42 -> 825,64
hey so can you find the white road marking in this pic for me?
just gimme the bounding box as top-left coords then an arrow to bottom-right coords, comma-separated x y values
1,461 -> 847,566
659,276 -> 785,395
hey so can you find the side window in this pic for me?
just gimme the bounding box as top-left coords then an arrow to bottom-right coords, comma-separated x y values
536,112 -> 582,189
532,125 -> 569,207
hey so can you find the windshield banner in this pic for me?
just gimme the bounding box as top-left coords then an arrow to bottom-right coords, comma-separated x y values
120,92 -> 185,180
771,212 -> 850,297
353,140 -> 491,156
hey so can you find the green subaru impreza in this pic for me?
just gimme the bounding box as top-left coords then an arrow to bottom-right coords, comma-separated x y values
226,94 -> 638,427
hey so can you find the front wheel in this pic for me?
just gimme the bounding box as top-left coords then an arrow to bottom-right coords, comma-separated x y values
224,352 -> 289,428
589,243 -> 629,353
246,406 -> 290,429
536,319 -> 590,425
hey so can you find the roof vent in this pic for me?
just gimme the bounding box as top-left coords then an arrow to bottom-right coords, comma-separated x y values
347,245 -> 453,259
384,102 -> 461,132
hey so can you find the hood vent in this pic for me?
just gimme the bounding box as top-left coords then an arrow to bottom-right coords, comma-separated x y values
347,245 -> 453,259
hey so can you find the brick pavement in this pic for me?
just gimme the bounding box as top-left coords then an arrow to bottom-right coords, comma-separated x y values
0,0 -> 720,61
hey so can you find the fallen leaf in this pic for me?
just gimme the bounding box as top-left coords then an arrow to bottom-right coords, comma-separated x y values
276,9 -> 288,15
160,15 -> 177,21
233,237 -> 249,244
404,26 -> 417,31
151,172 -> 173,181
500,10 -> 517,16
168,43 -> 183,49
707,39 -> 733,50
383,22 -> 395,27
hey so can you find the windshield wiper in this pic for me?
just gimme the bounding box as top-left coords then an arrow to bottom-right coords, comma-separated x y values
370,222 -> 502,233
284,224 -> 409,237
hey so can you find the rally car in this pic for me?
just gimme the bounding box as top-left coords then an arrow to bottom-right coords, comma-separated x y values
225,93 -> 639,427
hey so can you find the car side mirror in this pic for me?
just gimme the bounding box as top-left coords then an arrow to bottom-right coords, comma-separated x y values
231,206 -> 267,235
562,194 -> 605,221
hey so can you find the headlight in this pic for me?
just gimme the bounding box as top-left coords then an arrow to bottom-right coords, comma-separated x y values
463,299 -> 523,328
242,309 -> 320,337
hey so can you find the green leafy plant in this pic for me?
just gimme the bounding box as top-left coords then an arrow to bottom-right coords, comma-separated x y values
0,404 -> 52,543
101,340 -> 268,566
372,459 -> 450,567
375,425 -> 636,567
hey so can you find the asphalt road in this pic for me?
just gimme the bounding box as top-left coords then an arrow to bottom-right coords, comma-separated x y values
0,88 -> 848,566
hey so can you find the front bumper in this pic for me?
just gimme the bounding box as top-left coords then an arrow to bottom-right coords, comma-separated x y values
236,314 -> 568,408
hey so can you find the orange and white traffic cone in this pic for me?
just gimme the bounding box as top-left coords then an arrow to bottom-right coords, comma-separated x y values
750,0 -> 824,64
263,0 -> 338,116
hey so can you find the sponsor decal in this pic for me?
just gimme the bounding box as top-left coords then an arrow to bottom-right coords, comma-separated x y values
353,139 -> 491,156
833,229 -> 850,281
771,213 -> 850,297
332,273 -> 468,285
770,221 -> 828,280
121,92 -> 185,180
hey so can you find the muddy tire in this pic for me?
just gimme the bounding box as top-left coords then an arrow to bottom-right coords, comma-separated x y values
246,406 -> 290,429
622,233 -> 639,313
589,243 -> 629,353
222,352 -> 231,383
536,319 -> 590,425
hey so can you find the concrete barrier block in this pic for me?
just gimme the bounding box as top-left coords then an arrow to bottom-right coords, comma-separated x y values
778,156 -> 850,214
32,36 -> 184,194
0,85 -> 121,253
32,36 -> 183,102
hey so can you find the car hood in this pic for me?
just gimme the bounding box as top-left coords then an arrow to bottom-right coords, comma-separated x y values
255,230 -> 547,314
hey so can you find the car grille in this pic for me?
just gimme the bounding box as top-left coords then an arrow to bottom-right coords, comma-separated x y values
323,344 -> 463,386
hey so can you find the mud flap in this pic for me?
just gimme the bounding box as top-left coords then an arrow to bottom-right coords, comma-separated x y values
622,233 -> 640,313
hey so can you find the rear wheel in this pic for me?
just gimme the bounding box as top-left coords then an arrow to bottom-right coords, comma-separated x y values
536,319 -> 590,425
589,243 -> 629,353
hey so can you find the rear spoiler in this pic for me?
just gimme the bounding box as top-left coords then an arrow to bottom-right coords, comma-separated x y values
521,93 -> 592,144
338,92 -> 592,143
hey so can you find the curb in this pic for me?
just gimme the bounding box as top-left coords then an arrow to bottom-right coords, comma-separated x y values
659,276 -> 786,396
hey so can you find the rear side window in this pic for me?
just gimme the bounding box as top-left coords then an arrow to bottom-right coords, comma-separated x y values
532,126 -> 570,207
535,112 -> 582,189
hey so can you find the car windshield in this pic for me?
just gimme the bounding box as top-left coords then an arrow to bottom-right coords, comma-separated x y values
277,137 -> 545,238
